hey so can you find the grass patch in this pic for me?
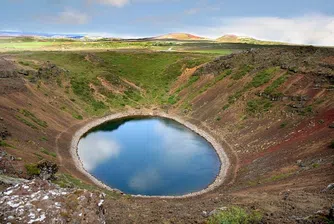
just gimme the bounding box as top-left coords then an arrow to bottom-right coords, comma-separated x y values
250,67 -> 278,88
40,136 -> 48,142
0,140 -> 15,148
247,98 -> 273,114
207,206 -> 262,224
248,172 -> 294,186
228,90 -> 244,104
40,147 -> 57,158
264,73 -> 288,95
53,173 -> 93,189
222,104 -> 230,111
280,121 -> 288,128
72,114 -> 83,120
25,163 -> 40,176
33,152 -> 44,160
19,109 -> 48,128
231,65 -> 253,80
175,75 -> 200,94
312,163 -> 320,168
168,95 -> 179,105
268,173 -> 293,182
18,60 -> 31,66
298,105 -> 313,116
15,115 -> 38,129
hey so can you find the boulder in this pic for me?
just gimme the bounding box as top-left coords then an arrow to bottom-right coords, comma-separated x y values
37,160 -> 59,180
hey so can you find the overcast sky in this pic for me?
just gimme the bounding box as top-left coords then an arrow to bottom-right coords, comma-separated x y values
1,0 -> 333,45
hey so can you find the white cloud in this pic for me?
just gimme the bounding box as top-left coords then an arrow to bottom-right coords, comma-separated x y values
89,0 -> 130,7
78,137 -> 121,171
153,120 -> 204,168
128,168 -> 160,192
193,13 -> 334,46
87,0 -> 178,7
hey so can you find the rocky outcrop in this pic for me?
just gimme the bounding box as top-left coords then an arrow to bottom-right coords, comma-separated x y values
0,179 -> 106,223
37,161 -> 59,181
36,62 -> 68,81
194,47 -> 334,78
0,124 -> 10,140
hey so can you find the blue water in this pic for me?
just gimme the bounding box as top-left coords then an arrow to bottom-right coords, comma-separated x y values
78,117 -> 220,196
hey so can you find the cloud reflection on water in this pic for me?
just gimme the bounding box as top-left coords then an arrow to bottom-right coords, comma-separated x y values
78,136 -> 120,171
128,168 -> 161,192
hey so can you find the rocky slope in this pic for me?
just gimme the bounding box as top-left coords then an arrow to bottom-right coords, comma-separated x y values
0,47 -> 333,223
1,179 -> 106,223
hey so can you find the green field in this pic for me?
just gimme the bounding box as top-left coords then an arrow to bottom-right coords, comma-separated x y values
0,37 -> 280,54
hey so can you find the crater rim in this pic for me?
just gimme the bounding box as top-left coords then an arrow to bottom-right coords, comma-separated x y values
70,110 -> 230,198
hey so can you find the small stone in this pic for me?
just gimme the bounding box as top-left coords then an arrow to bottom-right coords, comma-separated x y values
296,160 -> 305,167
329,205 -> 334,219
329,123 -> 334,128
202,211 -> 208,217
326,183 -> 334,191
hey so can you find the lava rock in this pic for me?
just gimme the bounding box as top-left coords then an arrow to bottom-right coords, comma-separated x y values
37,160 -> 59,180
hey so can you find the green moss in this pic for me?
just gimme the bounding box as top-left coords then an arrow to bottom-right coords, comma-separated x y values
207,206 -> 262,224
168,95 -> 179,105
231,65 -> 253,80
0,140 -> 15,148
312,163 -> 320,168
33,152 -> 44,160
25,163 -> 40,176
228,90 -> 244,104
19,109 -> 48,128
250,67 -> 278,88
268,173 -> 293,182
40,136 -> 48,142
264,73 -> 288,95
40,147 -> 57,158
247,98 -> 273,114
15,115 -> 38,129
298,105 -> 313,116
280,121 -> 288,128
72,114 -> 83,120
214,69 -> 232,83
222,104 -> 230,111
18,61 -> 31,66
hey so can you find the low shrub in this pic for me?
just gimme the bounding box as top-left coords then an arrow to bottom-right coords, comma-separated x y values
25,163 -> 40,176
207,206 -> 262,224
247,98 -> 272,114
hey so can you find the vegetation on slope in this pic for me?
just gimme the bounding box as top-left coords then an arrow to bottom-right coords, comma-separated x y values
17,51 -> 214,115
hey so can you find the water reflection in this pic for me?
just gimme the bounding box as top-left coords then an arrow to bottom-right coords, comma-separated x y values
78,136 -> 120,171
78,117 -> 220,196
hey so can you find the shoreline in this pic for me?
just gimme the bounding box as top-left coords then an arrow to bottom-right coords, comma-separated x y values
70,109 -> 230,199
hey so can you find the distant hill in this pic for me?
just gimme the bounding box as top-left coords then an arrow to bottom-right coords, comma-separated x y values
216,34 -> 286,45
153,33 -> 206,41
